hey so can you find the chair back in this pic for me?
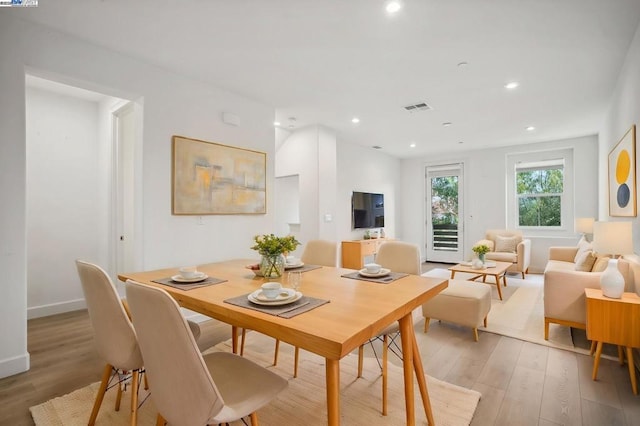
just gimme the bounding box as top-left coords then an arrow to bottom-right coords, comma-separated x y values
375,241 -> 421,275
125,280 -> 223,425
486,229 -> 523,244
75,260 -> 143,370
300,239 -> 338,267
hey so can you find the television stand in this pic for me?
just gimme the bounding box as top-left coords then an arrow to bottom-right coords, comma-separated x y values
341,238 -> 391,269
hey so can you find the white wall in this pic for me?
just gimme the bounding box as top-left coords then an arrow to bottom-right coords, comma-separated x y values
0,15 -> 275,378
599,21 -> 640,253
26,87 -> 103,318
401,136 -> 599,272
336,143 -> 402,243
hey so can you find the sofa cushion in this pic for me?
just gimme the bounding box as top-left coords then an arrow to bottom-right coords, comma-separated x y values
486,251 -> 517,263
495,235 -> 518,253
574,250 -> 597,272
573,238 -> 593,263
591,256 -> 610,272
544,259 -> 576,273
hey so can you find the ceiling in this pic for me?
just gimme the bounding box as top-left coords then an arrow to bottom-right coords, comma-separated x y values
11,0 -> 640,158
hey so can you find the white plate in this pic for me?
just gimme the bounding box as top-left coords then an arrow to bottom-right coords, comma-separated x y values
358,268 -> 391,278
171,273 -> 208,283
253,288 -> 297,302
285,262 -> 305,270
248,291 -> 303,306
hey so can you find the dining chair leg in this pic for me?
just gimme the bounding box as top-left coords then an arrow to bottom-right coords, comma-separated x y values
273,339 -> 280,366
155,413 -> 166,426
144,371 -> 149,390
589,340 -> 596,355
89,364 -> 113,426
473,328 -> 479,342
240,328 -> 246,356
357,345 -> 364,378
423,318 -> 430,333
115,374 -> 123,411
294,346 -> 300,378
249,412 -> 259,425
382,334 -> 388,416
130,369 -> 140,426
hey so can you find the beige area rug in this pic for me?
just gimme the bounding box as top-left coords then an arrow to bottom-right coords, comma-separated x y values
31,336 -> 481,426
422,269 -> 588,354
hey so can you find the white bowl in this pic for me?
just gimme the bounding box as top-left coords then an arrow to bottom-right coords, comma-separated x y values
364,263 -> 382,274
261,282 -> 282,299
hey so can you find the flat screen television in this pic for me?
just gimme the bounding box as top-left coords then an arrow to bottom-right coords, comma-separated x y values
352,191 -> 384,229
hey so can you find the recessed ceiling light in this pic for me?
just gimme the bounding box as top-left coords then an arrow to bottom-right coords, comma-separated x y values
385,0 -> 402,14
409,143 -> 416,148
505,82 -> 519,90
526,126 -> 536,131
458,141 -> 464,144
352,117 -> 360,124
273,121 -> 280,126
442,122 -> 452,127
457,61 -> 468,68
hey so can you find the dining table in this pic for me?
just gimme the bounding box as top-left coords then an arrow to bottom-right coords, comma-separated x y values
118,259 -> 447,425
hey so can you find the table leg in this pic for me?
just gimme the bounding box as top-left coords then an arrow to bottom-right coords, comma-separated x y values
626,347 -> 638,395
326,358 -> 340,425
411,327 -> 435,425
231,325 -> 238,354
494,275 -> 503,300
450,271 -> 456,279
399,315 -> 416,426
592,341 -> 603,380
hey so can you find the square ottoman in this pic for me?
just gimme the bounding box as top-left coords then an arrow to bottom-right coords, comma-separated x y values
422,279 -> 492,341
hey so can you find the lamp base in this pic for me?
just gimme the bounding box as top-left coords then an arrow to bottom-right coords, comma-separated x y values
600,258 -> 624,299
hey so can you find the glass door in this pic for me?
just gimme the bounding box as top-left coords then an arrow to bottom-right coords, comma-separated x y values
425,163 -> 464,263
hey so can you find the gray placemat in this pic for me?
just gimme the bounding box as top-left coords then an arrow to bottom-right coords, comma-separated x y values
224,294 -> 330,318
285,264 -> 322,273
152,276 -> 227,291
341,271 -> 409,284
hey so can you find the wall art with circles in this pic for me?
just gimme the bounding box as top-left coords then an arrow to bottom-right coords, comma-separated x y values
608,125 -> 636,217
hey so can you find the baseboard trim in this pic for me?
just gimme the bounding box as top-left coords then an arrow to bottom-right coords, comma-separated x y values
28,299 -> 86,319
0,352 -> 30,379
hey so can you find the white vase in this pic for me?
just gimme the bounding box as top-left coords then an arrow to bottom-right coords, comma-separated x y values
600,258 -> 625,299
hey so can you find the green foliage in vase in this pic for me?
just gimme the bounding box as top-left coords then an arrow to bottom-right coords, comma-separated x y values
472,244 -> 490,256
251,234 -> 301,256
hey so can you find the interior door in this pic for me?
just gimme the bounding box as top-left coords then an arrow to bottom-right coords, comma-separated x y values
425,163 -> 464,263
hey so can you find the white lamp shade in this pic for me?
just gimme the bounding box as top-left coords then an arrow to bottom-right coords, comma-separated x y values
592,221 -> 634,255
575,217 -> 594,234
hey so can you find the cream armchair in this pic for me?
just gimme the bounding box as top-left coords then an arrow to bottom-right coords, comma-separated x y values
475,229 -> 531,278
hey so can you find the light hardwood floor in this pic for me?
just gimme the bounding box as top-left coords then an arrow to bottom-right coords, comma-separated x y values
2,297 -> 640,425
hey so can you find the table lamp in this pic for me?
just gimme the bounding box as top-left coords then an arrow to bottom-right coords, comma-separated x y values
592,221 -> 634,298
575,217 -> 594,242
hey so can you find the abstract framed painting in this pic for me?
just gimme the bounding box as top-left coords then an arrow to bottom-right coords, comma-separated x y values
608,125 -> 636,217
172,135 -> 266,215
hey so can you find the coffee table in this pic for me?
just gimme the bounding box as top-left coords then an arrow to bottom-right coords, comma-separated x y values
448,261 -> 512,300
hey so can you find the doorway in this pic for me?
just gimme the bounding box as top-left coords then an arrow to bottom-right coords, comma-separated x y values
425,163 -> 464,263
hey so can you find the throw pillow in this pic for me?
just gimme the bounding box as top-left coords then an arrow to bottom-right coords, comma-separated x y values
591,256 -> 611,272
575,250 -> 597,272
574,238 -> 593,263
495,235 -> 518,253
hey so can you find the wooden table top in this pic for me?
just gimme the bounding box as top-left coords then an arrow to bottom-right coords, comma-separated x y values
118,259 -> 447,361
449,260 -> 512,275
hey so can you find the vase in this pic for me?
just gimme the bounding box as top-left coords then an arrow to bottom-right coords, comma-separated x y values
260,254 -> 286,279
600,258 -> 625,298
479,253 -> 486,264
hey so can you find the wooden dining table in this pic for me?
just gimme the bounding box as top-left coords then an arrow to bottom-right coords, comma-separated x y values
118,259 -> 447,425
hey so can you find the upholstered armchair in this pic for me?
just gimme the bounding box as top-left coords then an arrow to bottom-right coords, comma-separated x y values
475,229 -> 531,278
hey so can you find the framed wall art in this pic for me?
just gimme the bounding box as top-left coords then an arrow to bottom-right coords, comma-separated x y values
608,125 -> 636,217
172,135 -> 266,215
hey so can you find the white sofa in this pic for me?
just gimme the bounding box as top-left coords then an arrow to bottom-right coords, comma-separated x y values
544,247 -> 640,340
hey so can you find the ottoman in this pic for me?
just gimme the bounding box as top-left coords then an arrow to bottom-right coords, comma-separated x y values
422,279 -> 492,341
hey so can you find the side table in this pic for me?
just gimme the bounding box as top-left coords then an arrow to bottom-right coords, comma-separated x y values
585,288 -> 640,395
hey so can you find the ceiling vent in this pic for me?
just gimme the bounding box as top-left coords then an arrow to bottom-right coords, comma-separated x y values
403,102 -> 433,113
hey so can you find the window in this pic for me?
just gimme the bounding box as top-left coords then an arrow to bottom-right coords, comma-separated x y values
506,148 -> 573,233
516,160 -> 564,227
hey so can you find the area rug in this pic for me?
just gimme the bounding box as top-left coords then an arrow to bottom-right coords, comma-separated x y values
422,269 -> 584,354
31,337 -> 481,426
